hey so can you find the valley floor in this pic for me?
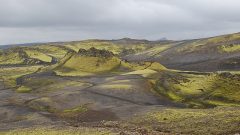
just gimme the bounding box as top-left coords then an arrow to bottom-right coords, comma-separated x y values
0,70 -> 240,135
0,72 -> 177,129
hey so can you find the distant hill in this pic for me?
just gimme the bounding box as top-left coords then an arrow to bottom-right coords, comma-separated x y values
1,33 -> 240,71
0,43 -> 45,49
124,32 -> 240,71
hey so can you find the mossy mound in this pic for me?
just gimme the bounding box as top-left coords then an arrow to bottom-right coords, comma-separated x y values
16,86 -> 32,93
55,51 -> 121,76
55,48 -> 166,76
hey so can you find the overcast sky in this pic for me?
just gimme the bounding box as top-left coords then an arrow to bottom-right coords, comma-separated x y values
0,0 -> 240,45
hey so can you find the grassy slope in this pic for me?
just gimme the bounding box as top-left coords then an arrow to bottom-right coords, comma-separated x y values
31,44 -> 70,59
0,51 -> 25,65
64,41 -> 122,54
153,71 -> 240,108
25,49 -> 52,63
123,33 -> 240,71
174,33 -> 240,54
0,44 -> 72,65
219,44 -> 240,52
0,66 -> 42,87
127,43 -> 173,60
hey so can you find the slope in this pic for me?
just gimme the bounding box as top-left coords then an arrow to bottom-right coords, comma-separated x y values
124,33 -> 240,71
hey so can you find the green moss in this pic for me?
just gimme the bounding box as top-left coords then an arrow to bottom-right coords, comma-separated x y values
0,66 -> 41,87
218,44 -> 240,52
172,33 -> 240,53
154,72 -> 240,108
25,50 -> 52,62
206,100 -> 240,107
167,91 -> 184,102
32,45 -> 70,59
16,86 -> 32,93
0,52 -> 25,65
55,55 -> 121,76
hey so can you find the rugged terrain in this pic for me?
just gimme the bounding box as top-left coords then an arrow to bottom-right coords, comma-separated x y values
0,33 -> 240,135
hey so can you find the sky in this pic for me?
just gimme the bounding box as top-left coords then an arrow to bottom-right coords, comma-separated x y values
0,0 -> 240,45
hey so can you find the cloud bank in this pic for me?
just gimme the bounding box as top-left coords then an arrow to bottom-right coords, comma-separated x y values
0,0 -> 240,44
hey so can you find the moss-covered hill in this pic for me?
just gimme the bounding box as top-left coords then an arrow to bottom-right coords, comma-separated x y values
152,71 -> 240,108
55,47 -> 166,76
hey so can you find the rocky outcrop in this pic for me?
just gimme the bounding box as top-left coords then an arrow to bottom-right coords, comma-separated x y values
78,47 -> 114,58
23,58 -> 48,65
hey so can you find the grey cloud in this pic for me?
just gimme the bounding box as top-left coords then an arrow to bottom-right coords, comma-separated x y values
0,0 -> 240,45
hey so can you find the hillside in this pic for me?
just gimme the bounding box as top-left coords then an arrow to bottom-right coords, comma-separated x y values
2,33 -> 238,72
124,33 -> 240,71
0,47 -> 52,65
55,47 -> 166,76
0,33 -> 240,135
